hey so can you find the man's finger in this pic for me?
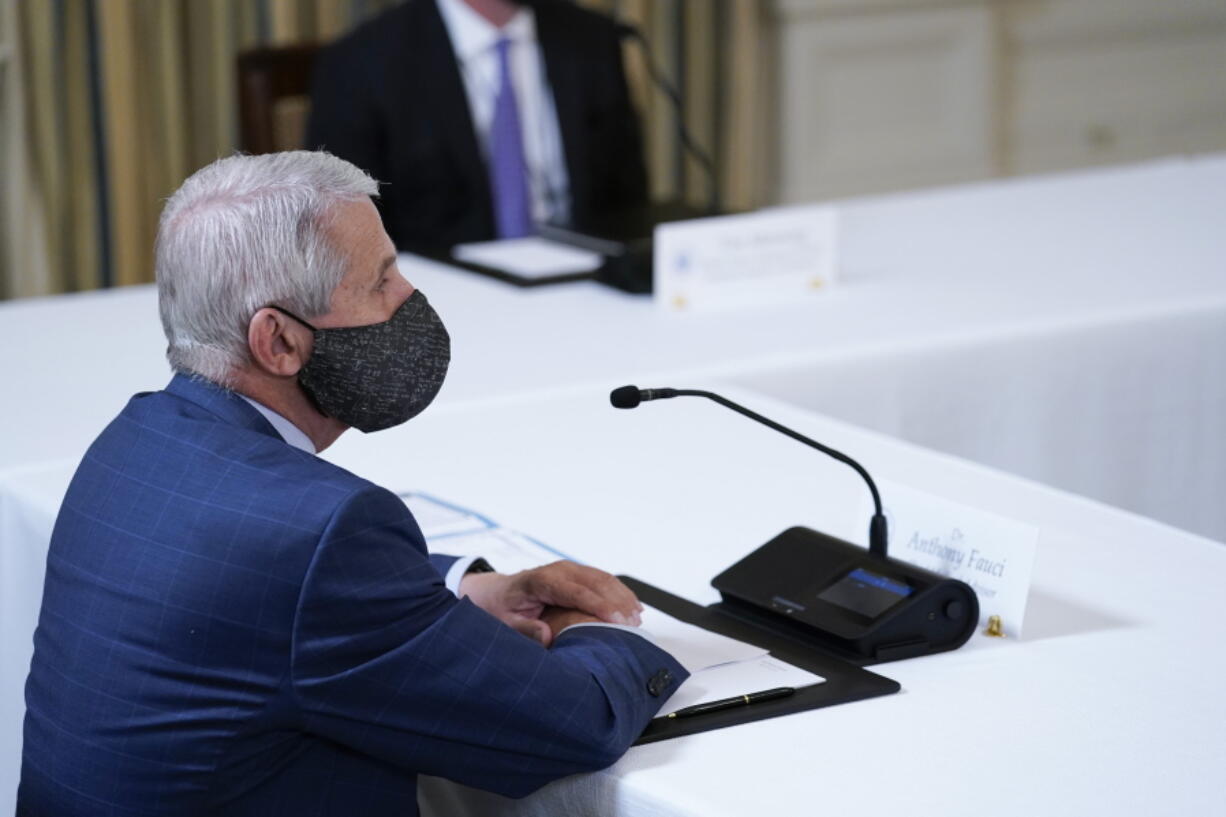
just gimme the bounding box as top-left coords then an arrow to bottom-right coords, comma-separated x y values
510,615 -> 553,647
553,564 -> 642,624
579,567 -> 642,619
532,574 -> 639,626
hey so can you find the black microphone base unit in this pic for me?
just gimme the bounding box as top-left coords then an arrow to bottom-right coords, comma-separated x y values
539,201 -> 721,294
711,527 -> 979,665
609,383 -> 979,664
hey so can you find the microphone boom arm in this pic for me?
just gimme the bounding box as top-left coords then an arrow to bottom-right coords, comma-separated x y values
616,25 -> 720,213
650,388 -> 889,559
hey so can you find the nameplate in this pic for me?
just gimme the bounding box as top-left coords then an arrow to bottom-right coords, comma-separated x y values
653,205 -> 838,311
857,480 -> 1039,638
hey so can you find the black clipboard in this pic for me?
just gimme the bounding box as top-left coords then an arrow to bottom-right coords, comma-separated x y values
622,577 -> 901,745
419,248 -> 599,288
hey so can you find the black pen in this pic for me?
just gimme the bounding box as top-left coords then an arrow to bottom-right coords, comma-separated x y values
666,686 -> 795,719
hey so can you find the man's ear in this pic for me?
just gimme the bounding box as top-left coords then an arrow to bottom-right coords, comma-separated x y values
247,308 -> 311,377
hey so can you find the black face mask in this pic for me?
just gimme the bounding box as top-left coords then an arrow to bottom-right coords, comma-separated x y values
270,290 -> 450,433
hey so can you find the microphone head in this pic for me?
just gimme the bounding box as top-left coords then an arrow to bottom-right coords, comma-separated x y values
610,385 -> 642,409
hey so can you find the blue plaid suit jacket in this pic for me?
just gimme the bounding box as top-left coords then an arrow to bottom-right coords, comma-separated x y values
19,374 -> 686,816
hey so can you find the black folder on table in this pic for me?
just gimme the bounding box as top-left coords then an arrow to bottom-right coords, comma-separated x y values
541,200 -> 718,294
418,247 -> 597,288
422,201 -> 719,291
622,577 -> 900,745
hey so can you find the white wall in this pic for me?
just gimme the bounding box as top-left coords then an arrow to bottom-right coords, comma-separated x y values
770,0 -> 1226,202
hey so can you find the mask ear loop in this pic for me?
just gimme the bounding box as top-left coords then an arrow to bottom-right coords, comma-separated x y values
264,305 -> 331,419
266,305 -> 318,332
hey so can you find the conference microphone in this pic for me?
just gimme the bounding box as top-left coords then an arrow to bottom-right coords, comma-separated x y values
612,23 -> 721,214
611,384 -> 980,663
610,385 -> 888,558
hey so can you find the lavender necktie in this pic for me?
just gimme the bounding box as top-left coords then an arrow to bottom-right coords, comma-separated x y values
488,38 -> 533,239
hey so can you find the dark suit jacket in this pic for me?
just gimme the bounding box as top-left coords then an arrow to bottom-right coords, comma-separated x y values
306,0 -> 648,252
19,374 -> 686,816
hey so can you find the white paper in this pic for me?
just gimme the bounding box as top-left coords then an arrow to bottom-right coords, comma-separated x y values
658,655 -> 826,717
427,525 -> 770,671
453,237 -> 604,278
856,479 -> 1040,638
400,492 -> 493,539
424,527 -> 571,576
400,492 -> 781,678
653,204 -> 839,311
634,606 -> 768,673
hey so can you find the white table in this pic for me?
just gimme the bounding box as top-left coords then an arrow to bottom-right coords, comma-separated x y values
3,385 -> 1224,816
2,155 -> 1223,540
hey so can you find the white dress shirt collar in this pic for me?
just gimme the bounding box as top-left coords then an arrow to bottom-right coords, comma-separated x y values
238,395 -> 316,455
434,0 -> 571,224
436,0 -> 536,63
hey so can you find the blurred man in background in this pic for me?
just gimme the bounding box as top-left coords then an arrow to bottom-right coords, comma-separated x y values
307,0 -> 648,252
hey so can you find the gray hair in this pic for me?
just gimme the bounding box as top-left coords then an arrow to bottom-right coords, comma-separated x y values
156,151 -> 379,385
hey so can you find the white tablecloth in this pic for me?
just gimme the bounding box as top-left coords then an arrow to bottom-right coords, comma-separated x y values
3,385 -> 1223,815
4,153 -> 1226,812
2,155 -> 1223,540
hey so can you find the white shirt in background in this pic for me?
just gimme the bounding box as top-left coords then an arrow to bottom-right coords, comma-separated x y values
435,0 -> 572,226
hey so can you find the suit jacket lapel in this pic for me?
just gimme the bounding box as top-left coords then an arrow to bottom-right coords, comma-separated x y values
415,0 -> 494,232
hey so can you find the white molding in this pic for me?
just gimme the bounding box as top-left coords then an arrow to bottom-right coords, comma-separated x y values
774,4 -> 996,202
768,0 -> 1226,203
774,0 -> 988,23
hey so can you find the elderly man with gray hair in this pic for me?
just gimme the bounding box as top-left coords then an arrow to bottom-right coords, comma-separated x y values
18,151 -> 686,817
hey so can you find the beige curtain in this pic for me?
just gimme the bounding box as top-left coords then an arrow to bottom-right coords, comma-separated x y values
9,0 -> 397,297
7,0 -> 766,300
12,0 -> 100,296
611,0 -> 766,211
1,0 -> 48,301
